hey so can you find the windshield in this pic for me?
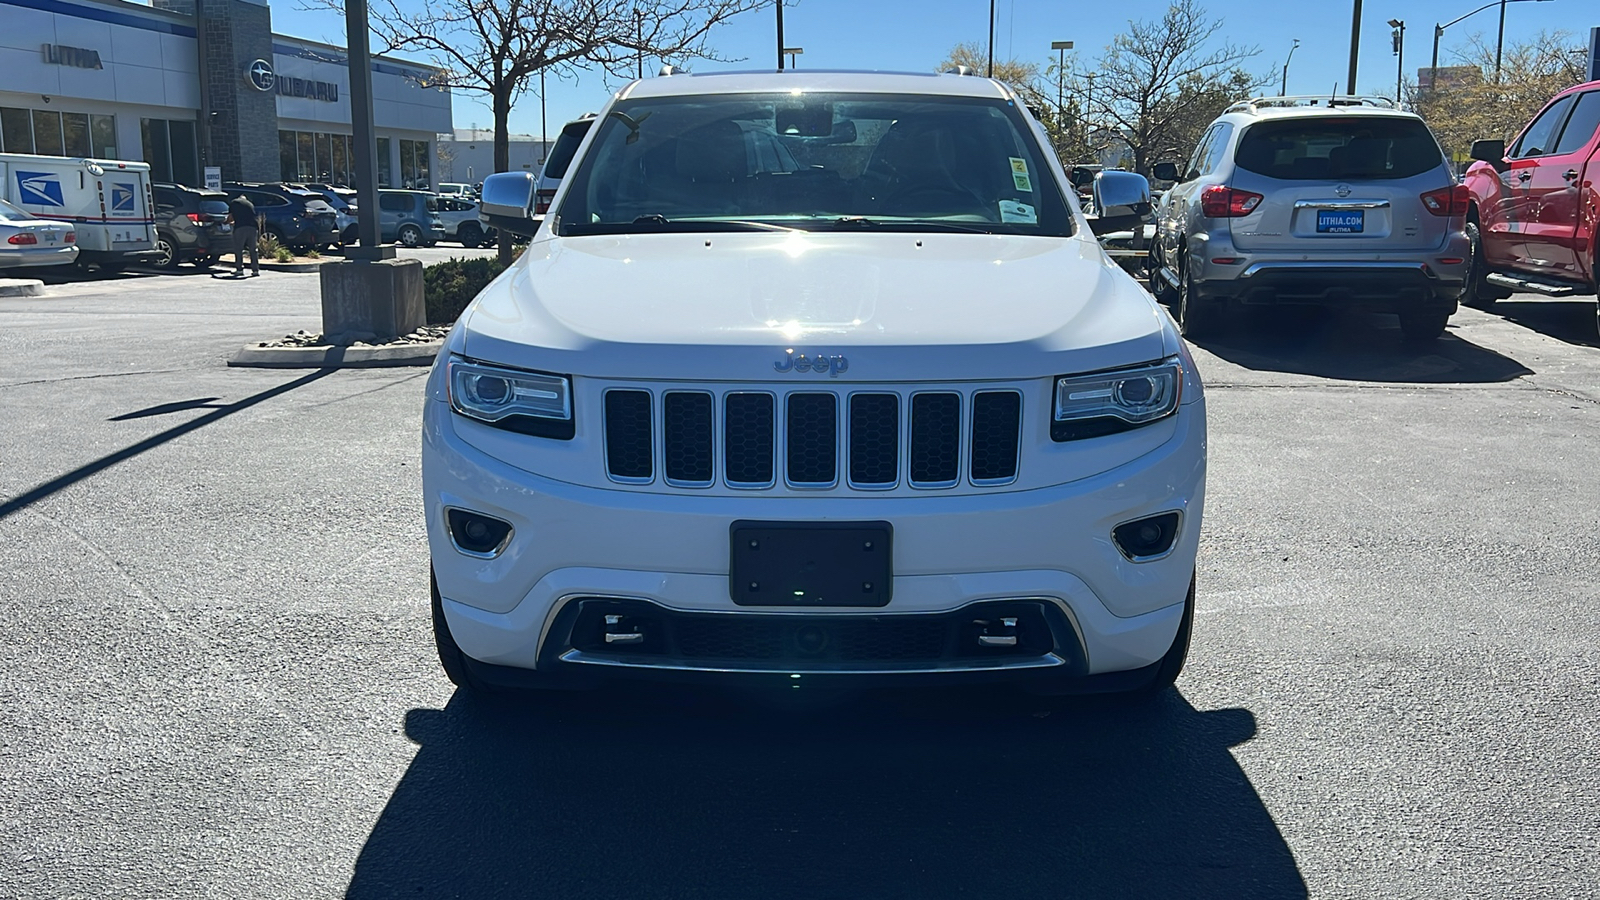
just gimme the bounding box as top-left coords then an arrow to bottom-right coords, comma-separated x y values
1234,117 -> 1444,181
0,197 -> 39,221
556,93 -> 1073,236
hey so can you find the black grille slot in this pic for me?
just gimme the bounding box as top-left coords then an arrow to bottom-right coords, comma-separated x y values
603,390 -> 652,481
724,393 -> 775,485
786,392 -> 838,485
909,393 -> 961,485
663,392 -> 714,484
970,391 -> 1022,482
848,393 -> 899,486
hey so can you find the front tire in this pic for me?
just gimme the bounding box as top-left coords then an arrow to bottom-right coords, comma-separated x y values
457,223 -> 482,249
1460,220 -> 1496,310
1133,575 -> 1195,696
432,570 -> 486,692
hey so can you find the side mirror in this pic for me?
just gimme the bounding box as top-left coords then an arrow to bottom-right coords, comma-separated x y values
478,171 -> 540,237
1068,166 -> 1097,189
1088,170 -> 1152,236
1469,139 -> 1508,173
1151,161 -> 1180,183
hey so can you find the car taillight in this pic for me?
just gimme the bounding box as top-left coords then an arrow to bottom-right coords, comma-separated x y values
1420,185 -> 1470,217
187,212 -> 204,224
1200,185 -> 1263,218
64,232 -> 75,242
534,189 -> 556,214
8,233 -> 39,245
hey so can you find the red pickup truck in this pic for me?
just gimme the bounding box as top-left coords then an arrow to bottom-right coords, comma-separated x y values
1463,79 -> 1600,329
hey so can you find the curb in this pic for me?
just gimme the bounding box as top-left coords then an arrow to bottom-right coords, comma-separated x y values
228,340 -> 442,368
0,278 -> 45,298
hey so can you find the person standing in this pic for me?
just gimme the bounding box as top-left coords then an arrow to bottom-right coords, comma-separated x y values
227,193 -> 259,277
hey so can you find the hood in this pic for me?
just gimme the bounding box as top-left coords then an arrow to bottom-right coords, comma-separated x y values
461,231 -> 1168,382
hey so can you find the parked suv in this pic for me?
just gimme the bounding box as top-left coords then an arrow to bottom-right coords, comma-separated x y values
532,113 -> 596,216
1462,79 -> 1600,328
429,70 -> 1205,701
221,182 -> 340,252
151,182 -> 231,270
292,183 -> 361,245
377,190 -> 445,246
1150,96 -> 1470,341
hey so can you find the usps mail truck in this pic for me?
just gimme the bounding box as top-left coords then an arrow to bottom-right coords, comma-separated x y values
0,154 -> 160,270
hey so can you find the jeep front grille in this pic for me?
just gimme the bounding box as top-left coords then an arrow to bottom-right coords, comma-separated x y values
603,387 -> 1023,491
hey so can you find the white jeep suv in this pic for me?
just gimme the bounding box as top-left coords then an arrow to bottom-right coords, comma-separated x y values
423,70 -> 1207,698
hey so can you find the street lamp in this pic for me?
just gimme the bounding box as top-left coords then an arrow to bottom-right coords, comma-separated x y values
783,47 -> 803,69
987,0 -> 995,78
1281,38 -> 1300,96
1429,0 -> 1554,91
1388,19 -> 1405,108
1051,40 -> 1073,128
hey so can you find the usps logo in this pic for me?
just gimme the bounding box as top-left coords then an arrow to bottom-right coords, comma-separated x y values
16,171 -> 65,207
110,183 -> 136,213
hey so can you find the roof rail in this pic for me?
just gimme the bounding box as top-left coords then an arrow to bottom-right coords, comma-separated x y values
1224,95 -> 1396,114
943,65 -> 975,76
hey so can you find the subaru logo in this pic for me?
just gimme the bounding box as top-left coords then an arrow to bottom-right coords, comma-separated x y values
1334,184 -> 1352,198
246,58 -> 275,92
774,351 -> 849,377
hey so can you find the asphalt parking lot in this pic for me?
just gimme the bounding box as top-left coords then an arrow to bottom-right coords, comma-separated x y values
1,267 -> 1597,899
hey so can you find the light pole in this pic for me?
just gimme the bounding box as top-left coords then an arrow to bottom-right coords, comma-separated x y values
1347,0 -> 1363,95
1051,40 -> 1073,146
776,0 -> 784,70
1281,38 -> 1300,95
539,67 -> 546,166
636,9 -> 644,79
1430,0 -> 1554,92
1389,19 -> 1405,107
987,0 -> 995,78
783,47 -> 803,69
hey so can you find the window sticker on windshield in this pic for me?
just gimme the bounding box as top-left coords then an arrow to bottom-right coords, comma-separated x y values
1009,157 -> 1033,192
999,200 -> 1037,224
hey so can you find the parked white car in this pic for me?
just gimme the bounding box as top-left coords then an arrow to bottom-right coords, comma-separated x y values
435,196 -> 495,248
0,197 -> 77,268
427,70 -> 1206,700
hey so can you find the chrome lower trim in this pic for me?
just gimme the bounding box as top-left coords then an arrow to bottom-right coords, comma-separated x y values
1238,260 -> 1431,279
558,648 -> 1067,675
1292,199 -> 1391,209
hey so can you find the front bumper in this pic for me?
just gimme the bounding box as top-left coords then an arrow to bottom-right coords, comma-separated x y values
424,395 -> 1205,684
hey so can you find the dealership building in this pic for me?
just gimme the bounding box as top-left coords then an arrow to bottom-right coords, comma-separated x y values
0,0 -> 452,188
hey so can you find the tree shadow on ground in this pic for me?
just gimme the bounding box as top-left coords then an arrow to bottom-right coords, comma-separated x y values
1489,298 -> 1599,350
346,684 -> 1306,900
1190,308 -> 1532,384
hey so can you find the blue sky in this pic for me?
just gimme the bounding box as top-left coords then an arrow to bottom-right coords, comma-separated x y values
267,0 -> 1581,138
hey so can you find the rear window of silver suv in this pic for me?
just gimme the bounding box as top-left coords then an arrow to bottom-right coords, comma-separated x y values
1234,117 -> 1444,181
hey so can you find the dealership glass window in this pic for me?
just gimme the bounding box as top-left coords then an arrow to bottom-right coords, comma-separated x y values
330,134 -> 348,185
314,132 -> 332,182
296,131 -> 314,180
279,130 -> 298,181
377,137 -> 391,187
62,113 -> 90,157
1,108 -> 33,153
32,110 -> 64,156
398,138 -> 429,188
91,115 -> 116,157
140,118 -> 198,184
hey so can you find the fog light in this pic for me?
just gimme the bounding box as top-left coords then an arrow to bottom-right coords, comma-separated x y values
446,508 -> 513,557
1112,512 -> 1181,561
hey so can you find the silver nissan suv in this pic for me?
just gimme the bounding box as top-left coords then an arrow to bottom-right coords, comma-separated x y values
1149,96 -> 1471,341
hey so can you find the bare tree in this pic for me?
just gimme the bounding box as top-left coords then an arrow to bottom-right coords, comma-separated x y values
311,0 -> 768,261
936,44 -> 1098,165
1086,0 -> 1260,175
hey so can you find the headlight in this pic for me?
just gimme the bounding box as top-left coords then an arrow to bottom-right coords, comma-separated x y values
1052,356 -> 1182,441
447,356 -> 574,439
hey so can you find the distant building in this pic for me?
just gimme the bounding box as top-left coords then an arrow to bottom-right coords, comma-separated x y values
434,129 -> 551,184
1417,66 -> 1481,92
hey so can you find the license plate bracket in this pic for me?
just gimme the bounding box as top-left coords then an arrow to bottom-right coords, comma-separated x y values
730,521 -> 892,607
1316,209 -> 1364,233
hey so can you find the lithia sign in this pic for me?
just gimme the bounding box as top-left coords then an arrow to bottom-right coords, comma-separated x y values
42,44 -> 103,69
244,58 -> 340,102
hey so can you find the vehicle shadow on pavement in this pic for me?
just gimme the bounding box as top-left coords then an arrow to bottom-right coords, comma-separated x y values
1489,299 -> 1600,350
345,686 -> 1307,899
1192,309 -> 1532,383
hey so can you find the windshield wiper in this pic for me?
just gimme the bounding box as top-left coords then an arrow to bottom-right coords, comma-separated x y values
830,217 -> 995,234
627,216 -> 800,233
